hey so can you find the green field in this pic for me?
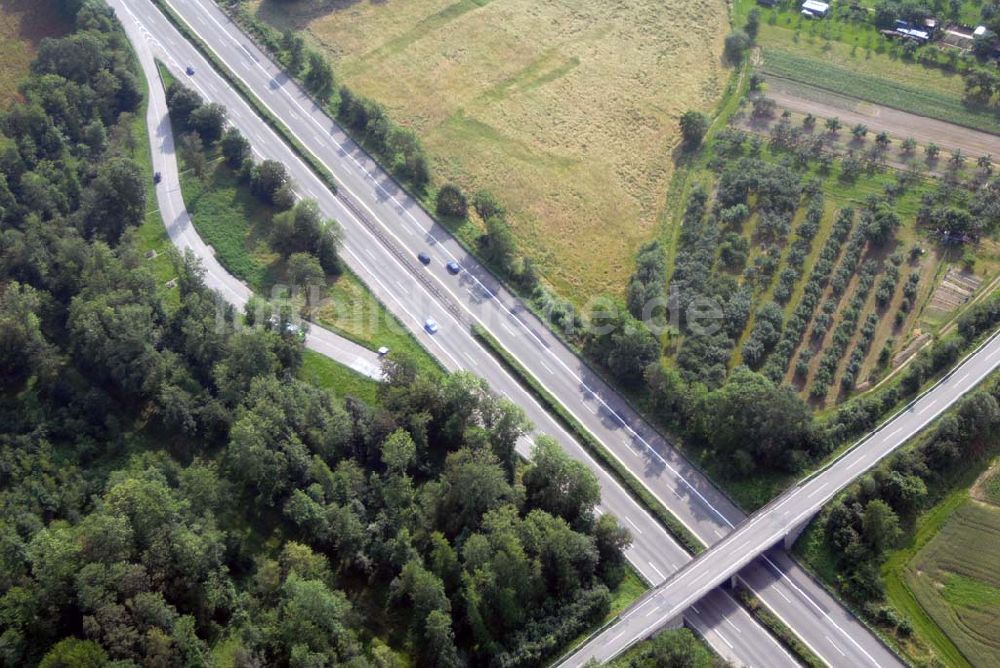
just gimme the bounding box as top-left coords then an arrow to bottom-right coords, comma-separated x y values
247,0 -> 730,305
729,0 -> 1000,134
180,159 -> 279,287
0,0 -> 70,107
904,500 -> 1000,667
760,49 -> 1000,135
298,349 -> 380,403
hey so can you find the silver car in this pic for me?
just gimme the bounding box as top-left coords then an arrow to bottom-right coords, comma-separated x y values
424,318 -> 439,334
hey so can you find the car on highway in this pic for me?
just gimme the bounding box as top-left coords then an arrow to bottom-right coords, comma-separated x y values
417,251 -> 431,265
185,65 -> 195,75
424,318 -> 439,334
153,171 -> 162,184
446,261 -> 461,275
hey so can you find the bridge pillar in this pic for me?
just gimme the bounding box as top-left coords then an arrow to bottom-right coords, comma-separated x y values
783,519 -> 810,550
664,612 -> 684,630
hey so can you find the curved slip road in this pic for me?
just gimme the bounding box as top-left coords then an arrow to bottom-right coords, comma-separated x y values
132,10 -> 382,381
154,1 -> 913,665
113,1 -> 802,664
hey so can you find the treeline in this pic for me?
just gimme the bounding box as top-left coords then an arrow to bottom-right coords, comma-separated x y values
0,5 -> 631,667
816,379 -> 1000,635
164,77 -> 345,284
222,2 -> 432,194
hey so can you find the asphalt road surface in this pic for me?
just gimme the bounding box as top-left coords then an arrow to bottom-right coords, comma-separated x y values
114,1 -> 799,664
564,330 -> 1000,666
129,0 -> 934,665
133,14 -> 382,381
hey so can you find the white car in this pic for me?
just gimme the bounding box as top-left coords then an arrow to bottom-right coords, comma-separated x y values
424,318 -> 439,334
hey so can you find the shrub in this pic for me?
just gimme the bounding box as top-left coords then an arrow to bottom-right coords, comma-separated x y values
435,184 -> 467,218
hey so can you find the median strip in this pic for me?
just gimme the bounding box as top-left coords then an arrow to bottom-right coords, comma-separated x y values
472,323 -> 705,555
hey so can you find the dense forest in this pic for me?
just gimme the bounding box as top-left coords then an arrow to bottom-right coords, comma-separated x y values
0,3 -> 633,666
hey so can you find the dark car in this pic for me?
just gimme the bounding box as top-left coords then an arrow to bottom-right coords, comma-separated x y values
153,172 -> 162,185
446,261 -> 461,275
417,251 -> 431,265
185,66 -> 195,76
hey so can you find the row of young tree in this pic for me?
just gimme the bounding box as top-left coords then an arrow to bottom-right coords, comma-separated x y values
0,4 -> 633,666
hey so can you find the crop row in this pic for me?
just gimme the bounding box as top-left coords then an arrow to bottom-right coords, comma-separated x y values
760,205 -> 854,383
811,257 -> 880,398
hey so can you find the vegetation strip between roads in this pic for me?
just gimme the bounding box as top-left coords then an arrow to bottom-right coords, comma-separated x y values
472,324 -> 705,556
149,0 -> 339,196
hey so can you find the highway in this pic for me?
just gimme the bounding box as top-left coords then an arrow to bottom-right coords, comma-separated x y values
564,330 -> 1000,665
146,1 -> 918,665
115,1 -> 797,664
133,14 -> 382,381
126,0 -> 930,665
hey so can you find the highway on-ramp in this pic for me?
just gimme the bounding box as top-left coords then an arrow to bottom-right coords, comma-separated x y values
133,14 -> 382,380
151,1 -> 918,665
563,330 -> 1000,666
115,1 -> 797,664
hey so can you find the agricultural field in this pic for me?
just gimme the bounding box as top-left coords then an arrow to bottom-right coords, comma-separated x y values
0,0 -> 69,107
732,0 -> 1000,133
246,0 -> 730,304
658,100 -> 1000,407
904,500 -> 1000,667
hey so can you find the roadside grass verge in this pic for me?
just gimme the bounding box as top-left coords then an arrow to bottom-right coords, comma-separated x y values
470,324 -> 705,555
298,349 -> 379,404
760,48 -> 1000,135
312,269 -> 442,378
129,37 -> 178,303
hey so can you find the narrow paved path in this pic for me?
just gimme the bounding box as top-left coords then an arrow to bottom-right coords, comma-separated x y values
134,22 -> 382,380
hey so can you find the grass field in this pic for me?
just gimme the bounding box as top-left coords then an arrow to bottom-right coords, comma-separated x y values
248,0 -> 729,304
298,349 -> 380,403
760,49 -> 1000,135
0,0 -> 70,107
904,500 -> 1000,667
180,159 -> 279,287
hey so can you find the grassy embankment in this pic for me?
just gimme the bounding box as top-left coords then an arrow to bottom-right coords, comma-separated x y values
153,63 -> 438,382
246,0 -> 730,306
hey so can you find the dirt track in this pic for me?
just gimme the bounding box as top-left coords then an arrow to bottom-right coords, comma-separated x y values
765,77 -> 1000,159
